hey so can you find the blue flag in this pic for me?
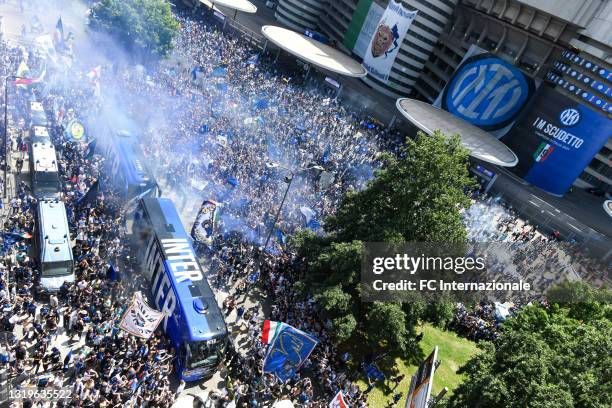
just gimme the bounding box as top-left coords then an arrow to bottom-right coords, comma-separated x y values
107,263 -> 119,281
255,99 -> 269,110
322,144 -> 331,164
247,53 -> 259,65
307,219 -> 321,230
263,323 -> 318,383
248,271 -> 260,283
211,66 -> 228,78
275,229 -> 286,246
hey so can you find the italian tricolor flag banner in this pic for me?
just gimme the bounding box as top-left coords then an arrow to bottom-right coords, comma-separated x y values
329,391 -> 348,408
262,320 -> 283,345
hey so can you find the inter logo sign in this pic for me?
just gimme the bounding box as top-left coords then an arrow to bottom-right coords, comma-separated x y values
559,108 -> 581,127
442,54 -> 534,131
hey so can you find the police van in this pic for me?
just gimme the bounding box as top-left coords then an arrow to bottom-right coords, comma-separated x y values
29,141 -> 61,199
35,200 -> 74,293
29,101 -> 48,127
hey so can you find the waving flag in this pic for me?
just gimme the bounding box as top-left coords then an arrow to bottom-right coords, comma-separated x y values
86,65 -> 101,81
211,66 -> 228,78
300,206 -> 316,225
329,391 -> 348,408
191,200 -> 219,245
261,320 -> 283,344
263,323 -> 318,382
54,17 -> 64,48
247,53 -> 259,65
12,64 -> 45,89
119,292 -> 164,339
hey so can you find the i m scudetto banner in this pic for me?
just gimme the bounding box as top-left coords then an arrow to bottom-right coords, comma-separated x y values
503,84 -> 612,196
362,0 -> 417,83
434,45 -> 537,139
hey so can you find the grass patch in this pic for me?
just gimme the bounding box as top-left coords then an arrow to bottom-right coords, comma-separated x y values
354,323 -> 480,407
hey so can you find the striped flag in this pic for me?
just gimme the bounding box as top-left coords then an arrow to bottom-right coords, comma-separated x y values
329,391 -> 348,408
261,320 -> 282,344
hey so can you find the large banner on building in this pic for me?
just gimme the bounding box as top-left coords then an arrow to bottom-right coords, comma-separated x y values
503,84 -> 612,196
345,0 -> 385,58
434,45 -> 536,138
363,1 -> 417,83
405,346 -> 438,408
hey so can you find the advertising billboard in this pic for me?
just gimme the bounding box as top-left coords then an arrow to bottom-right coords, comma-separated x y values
503,84 -> 612,196
434,45 -> 536,138
405,346 -> 438,408
363,0 -> 417,83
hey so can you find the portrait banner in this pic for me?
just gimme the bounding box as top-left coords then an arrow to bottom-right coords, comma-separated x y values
363,1 -> 417,83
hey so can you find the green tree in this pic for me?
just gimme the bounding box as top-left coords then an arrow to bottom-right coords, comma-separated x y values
366,302 -> 410,352
292,131 -> 475,352
444,299 -> 612,408
89,0 -> 179,59
325,130 -> 475,243
425,293 -> 455,328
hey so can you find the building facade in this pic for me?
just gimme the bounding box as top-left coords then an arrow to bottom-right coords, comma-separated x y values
315,0 -> 611,191
319,0 -> 460,98
413,0 -> 611,191
274,0 -> 329,31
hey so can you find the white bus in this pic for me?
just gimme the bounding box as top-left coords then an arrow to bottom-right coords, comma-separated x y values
35,200 -> 74,293
29,141 -> 61,199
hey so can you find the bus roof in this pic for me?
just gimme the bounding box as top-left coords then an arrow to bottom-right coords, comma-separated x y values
37,200 -> 73,264
31,142 -> 58,173
30,101 -> 44,112
114,133 -> 153,187
32,126 -> 50,138
141,197 -> 227,342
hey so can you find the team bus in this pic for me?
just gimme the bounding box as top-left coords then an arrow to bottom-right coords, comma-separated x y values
35,200 -> 75,293
29,141 -> 62,199
31,125 -> 52,144
131,198 -> 228,381
98,130 -> 160,201
29,101 -> 48,127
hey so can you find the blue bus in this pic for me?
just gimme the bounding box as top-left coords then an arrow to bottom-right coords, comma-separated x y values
99,130 -> 160,201
131,198 -> 228,381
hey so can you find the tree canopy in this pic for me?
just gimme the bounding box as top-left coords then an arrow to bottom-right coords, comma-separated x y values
292,131 -> 475,351
89,0 -> 179,60
443,287 -> 612,408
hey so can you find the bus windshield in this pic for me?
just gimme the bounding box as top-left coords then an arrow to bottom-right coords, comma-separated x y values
42,261 -> 72,277
187,340 -> 224,369
34,180 -> 61,191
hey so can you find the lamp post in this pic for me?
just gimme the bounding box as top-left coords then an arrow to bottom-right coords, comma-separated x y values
260,164 -> 324,254
242,163 -> 323,300
3,75 -> 16,199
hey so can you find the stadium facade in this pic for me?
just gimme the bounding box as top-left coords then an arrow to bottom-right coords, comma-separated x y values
274,0 -> 612,193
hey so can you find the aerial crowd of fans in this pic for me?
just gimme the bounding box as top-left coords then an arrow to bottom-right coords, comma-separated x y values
0,4 -> 602,408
